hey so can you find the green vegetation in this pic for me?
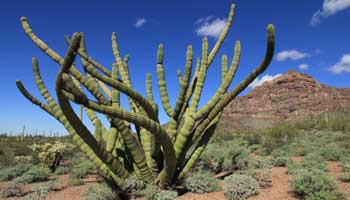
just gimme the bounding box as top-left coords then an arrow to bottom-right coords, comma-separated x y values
223,174 -> 259,200
0,164 -> 32,181
83,183 -> 119,200
13,165 -> 50,184
184,170 -> 220,193
291,169 -> 346,200
70,160 -> 96,178
16,2 -> 275,194
22,180 -> 58,200
0,182 -> 24,198
29,141 -> 74,172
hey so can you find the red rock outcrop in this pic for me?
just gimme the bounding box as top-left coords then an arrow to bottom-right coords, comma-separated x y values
218,70 -> 350,132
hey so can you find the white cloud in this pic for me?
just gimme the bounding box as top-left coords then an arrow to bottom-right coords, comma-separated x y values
329,54 -> 350,74
298,64 -> 309,70
195,16 -> 213,25
249,74 -> 282,88
195,18 -> 226,38
134,18 -> 147,28
276,50 -> 311,61
311,0 -> 350,26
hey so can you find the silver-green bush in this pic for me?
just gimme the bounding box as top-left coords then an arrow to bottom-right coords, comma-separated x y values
83,183 -> 119,200
184,170 -> 220,193
223,174 -> 259,200
291,168 -> 346,200
0,182 -> 24,197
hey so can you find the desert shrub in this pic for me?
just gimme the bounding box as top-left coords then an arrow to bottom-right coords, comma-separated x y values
288,140 -> 314,156
13,145 -> 32,157
223,174 -> 259,200
249,144 -> 262,152
261,122 -> 298,153
246,157 -> 272,170
23,180 -> 58,200
14,156 -> 33,164
270,148 -> 289,157
121,175 -> 146,198
83,183 -> 119,200
154,190 -> 178,200
272,156 -> 291,167
184,170 -> 220,193
302,153 -> 328,172
142,185 -> 178,200
291,168 -> 346,200
0,164 -> 32,181
29,141 -> 74,172
286,160 -> 302,175
338,173 -> 350,182
54,165 -> 72,175
13,165 -> 50,184
71,160 -> 95,178
319,143 -> 344,161
341,162 -> 350,173
142,185 -> 159,200
67,175 -> 84,186
241,169 -> 272,188
305,191 -> 346,200
200,139 -> 250,172
0,146 -> 15,168
0,182 -> 24,197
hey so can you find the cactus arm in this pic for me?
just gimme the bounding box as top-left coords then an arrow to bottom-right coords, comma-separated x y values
189,38 -> 208,111
156,44 -> 174,117
177,69 -> 182,84
207,4 -> 235,67
173,38 -> 208,160
64,34 -> 112,77
97,79 -> 112,98
59,49 -> 154,183
111,33 -> 139,113
166,46 -> 193,140
191,24 -> 275,143
94,120 -> 102,143
145,73 -> 161,174
106,127 -> 118,152
111,63 -> 121,106
83,64 -> 158,121
221,55 -> 228,83
216,24 -> 275,112
194,40 -> 241,121
63,86 -> 176,186
178,114 -> 220,180
172,45 -> 193,120
55,33 -> 130,179
67,35 -> 152,181
16,81 -> 54,115
146,73 -> 156,106
16,81 -> 126,185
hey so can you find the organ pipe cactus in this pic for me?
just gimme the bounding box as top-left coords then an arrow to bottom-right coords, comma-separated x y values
16,3 -> 275,193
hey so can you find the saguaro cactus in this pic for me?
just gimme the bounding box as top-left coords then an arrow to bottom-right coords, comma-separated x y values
16,3 -> 275,193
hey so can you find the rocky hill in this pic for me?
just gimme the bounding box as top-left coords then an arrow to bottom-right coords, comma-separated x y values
218,69 -> 350,132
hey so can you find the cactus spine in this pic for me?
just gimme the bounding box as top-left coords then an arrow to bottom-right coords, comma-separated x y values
16,3 -> 275,192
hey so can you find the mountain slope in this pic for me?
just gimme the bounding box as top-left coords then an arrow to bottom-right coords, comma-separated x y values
218,69 -> 350,132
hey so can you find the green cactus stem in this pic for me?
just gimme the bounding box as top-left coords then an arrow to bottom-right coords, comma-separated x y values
16,4 -> 275,191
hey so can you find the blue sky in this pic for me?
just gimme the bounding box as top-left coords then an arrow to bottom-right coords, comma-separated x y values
0,0 -> 350,135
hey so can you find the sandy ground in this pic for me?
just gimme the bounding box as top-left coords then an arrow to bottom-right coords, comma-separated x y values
1,162 -> 349,200
327,161 -> 350,199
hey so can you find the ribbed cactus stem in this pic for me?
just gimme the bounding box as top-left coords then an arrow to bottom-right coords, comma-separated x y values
221,54 -> 228,82
17,4 -> 275,191
194,40 -> 241,121
157,44 -> 174,117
